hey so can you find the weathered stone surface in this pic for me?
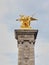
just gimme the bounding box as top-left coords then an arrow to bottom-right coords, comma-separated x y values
14,29 -> 38,65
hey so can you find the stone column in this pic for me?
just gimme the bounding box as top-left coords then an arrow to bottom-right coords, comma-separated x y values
14,29 -> 38,65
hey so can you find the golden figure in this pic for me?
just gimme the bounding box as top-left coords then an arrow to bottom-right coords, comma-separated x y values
16,15 -> 37,29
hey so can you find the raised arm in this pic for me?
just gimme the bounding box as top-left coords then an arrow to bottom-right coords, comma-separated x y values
30,17 -> 37,21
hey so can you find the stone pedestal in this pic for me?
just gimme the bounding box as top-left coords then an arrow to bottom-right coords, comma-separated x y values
14,29 -> 38,65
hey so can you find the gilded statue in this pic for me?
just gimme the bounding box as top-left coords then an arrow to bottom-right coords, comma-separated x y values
16,15 -> 37,29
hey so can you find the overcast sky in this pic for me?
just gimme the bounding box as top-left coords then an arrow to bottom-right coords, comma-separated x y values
0,0 -> 49,65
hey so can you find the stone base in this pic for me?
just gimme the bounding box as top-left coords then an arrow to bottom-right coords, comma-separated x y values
14,29 -> 38,65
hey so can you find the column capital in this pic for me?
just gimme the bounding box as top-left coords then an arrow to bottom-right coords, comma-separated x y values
15,29 -> 38,41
